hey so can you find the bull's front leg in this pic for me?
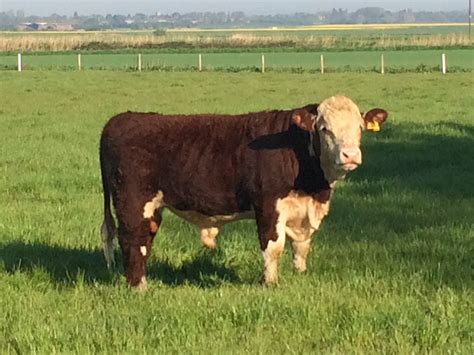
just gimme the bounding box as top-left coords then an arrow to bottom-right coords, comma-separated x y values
200,227 -> 219,250
256,199 -> 287,285
291,238 -> 312,273
284,225 -> 315,273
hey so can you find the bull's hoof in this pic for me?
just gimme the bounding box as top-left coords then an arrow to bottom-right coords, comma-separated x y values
202,239 -> 217,250
292,264 -> 307,274
293,268 -> 307,274
260,275 -> 279,287
132,276 -> 148,292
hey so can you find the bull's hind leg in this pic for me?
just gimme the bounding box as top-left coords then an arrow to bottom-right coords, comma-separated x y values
117,191 -> 164,290
200,227 -> 219,250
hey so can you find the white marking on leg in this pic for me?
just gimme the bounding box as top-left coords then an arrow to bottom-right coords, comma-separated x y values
292,239 -> 311,273
200,227 -> 219,250
137,276 -> 147,291
140,245 -> 147,257
143,191 -> 164,219
262,200 -> 288,285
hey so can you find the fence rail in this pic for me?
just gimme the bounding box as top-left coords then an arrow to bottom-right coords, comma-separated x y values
5,49 -> 474,73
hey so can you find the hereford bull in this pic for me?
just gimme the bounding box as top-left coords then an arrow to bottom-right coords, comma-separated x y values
99,96 -> 388,289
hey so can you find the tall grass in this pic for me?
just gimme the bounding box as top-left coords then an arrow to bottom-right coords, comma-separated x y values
0,31 -> 472,52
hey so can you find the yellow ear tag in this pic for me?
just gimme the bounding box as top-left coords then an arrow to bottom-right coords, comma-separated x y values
367,121 -> 380,132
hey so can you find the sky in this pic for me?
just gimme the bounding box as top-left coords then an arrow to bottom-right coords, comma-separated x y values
1,0 -> 468,16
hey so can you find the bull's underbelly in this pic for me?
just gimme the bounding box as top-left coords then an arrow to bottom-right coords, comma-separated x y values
166,206 -> 255,228
143,190 -> 331,241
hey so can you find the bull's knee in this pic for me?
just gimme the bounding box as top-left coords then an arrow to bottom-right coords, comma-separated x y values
200,227 -> 219,250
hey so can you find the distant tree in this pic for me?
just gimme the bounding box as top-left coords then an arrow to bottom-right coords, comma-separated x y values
329,8 -> 349,23
134,13 -> 147,21
0,8 -> 468,31
352,7 -> 386,23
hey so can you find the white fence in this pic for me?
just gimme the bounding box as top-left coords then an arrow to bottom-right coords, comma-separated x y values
12,52 -> 454,74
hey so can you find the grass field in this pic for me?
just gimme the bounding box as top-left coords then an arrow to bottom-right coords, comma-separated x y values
1,48 -> 473,72
0,71 -> 473,353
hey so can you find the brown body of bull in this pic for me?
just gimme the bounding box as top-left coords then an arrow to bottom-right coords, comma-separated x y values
100,96 -> 387,289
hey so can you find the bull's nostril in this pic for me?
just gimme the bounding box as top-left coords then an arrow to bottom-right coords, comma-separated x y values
342,151 -> 356,159
340,149 -> 361,165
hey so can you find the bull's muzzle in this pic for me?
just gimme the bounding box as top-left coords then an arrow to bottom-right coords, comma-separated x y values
338,148 -> 362,171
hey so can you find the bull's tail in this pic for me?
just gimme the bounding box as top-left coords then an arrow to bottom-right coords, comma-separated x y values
100,138 -> 117,269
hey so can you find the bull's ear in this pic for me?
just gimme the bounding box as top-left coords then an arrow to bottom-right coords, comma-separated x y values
362,108 -> 388,132
292,110 -> 316,132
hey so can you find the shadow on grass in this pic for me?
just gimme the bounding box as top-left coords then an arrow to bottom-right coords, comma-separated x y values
356,121 -> 474,198
319,121 -> 474,290
0,242 -> 240,288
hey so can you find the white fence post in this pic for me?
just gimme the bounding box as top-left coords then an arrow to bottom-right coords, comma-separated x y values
17,53 -> 22,72
441,53 -> 446,74
320,55 -> 324,74
261,54 -> 265,73
138,54 -> 142,72
198,54 -> 202,72
77,54 -> 82,71
381,54 -> 385,74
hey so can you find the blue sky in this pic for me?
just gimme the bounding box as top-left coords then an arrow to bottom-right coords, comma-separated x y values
1,1 -> 468,16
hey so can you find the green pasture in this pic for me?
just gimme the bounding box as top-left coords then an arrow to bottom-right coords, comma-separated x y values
0,71 -> 473,353
0,48 -> 473,71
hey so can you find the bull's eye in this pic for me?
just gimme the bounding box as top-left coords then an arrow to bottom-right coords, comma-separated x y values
319,126 -> 328,133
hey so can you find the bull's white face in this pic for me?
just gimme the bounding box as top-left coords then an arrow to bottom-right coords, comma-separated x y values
313,96 -> 364,183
